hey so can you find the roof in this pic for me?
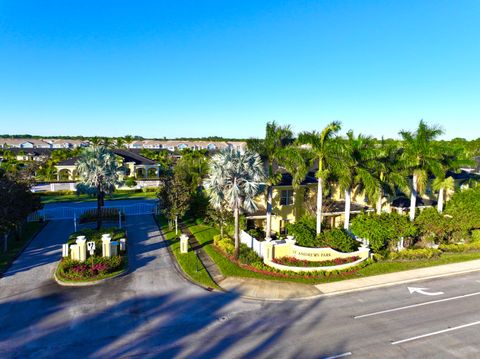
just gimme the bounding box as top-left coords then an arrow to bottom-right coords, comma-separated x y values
57,149 -> 158,166
276,172 -> 317,186
391,196 -> 437,208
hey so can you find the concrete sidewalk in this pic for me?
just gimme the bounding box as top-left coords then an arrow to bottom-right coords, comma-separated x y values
219,259 -> 480,300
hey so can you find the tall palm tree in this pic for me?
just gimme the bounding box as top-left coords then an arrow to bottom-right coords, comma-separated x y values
336,131 -> 379,230
400,120 -> 444,221
76,146 -> 122,229
204,148 -> 265,259
247,122 -> 294,239
432,176 -> 454,213
372,139 -> 407,214
297,121 -> 341,234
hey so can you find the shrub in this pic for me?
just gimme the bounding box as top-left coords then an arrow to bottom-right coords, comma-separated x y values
415,208 -> 456,243
472,230 -> 480,242
438,242 -> 480,253
273,256 -> 360,267
388,248 -> 442,260
350,213 -> 417,253
316,229 -> 360,252
124,177 -> 137,188
79,208 -> 124,223
445,187 -> 480,232
286,215 -> 316,247
214,236 -> 235,255
238,244 -> 263,265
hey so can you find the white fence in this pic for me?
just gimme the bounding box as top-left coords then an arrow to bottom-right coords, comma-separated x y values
28,202 -> 159,221
240,230 -> 264,258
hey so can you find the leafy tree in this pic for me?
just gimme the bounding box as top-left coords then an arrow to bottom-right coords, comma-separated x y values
174,150 -> 209,194
76,146 -> 122,229
400,120 -> 444,220
248,122 -> 306,239
336,131 -> 379,230
158,171 -> 192,235
297,121 -> 341,234
204,148 -> 265,258
445,186 -> 480,232
0,169 -> 42,251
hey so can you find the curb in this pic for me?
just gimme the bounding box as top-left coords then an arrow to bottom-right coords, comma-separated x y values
0,221 -> 48,278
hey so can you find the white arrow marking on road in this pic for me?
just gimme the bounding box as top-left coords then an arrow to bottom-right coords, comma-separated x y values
408,287 -> 444,296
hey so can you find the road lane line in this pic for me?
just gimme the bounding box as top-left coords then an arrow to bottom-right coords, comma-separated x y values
323,352 -> 352,359
354,291 -> 480,319
391,320 -> 480,345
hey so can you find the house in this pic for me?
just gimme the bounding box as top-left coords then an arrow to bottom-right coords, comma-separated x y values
55,149 -> 161,181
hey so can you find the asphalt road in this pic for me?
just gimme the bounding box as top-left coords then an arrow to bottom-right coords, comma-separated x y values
1,215 -> 480,358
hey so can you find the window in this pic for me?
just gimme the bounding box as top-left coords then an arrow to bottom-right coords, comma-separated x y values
280,190 -> 294,206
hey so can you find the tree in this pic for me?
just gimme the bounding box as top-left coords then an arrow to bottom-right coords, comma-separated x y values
372,139 -> 407,214
336,131 -> 379,230
400,120 -> 444,221
298,121 -> 341,234
247,122 -> 295,239
0,169 -> 42,252
76,146 -> 122,229
204,148 -> 265,259
158,171 -> 191,236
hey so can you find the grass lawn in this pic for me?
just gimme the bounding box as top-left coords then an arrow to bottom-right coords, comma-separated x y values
41,191 -> 157,204
186,222 -> 480,285
0,222 -> 45,275
156,216 -> 219,289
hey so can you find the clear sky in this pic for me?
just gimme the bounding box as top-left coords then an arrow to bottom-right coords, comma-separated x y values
0,1 -> 479,139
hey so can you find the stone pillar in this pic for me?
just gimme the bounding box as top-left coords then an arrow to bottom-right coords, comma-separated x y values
70,244 -> 80,261
62,244 -> 69,257
263,241 -> 274,263
120,238 -> 126,251
76,236 -> 87,263
180,234 -> 189,254
102,234 -> 112,257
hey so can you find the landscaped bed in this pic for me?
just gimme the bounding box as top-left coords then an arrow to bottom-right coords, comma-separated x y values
185,220 -> 480,285
272,256 -> 360,267
55,227 -> 128,283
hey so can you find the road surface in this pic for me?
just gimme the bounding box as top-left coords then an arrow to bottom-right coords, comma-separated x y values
1,215 -> 479,358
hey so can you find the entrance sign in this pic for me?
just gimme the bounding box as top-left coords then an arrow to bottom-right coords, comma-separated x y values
87,241 -> 96,256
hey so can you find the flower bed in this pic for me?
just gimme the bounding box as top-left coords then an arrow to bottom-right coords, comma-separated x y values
272,256 -> 360,267
56,228 -> 128,283
56,256 -> 126,281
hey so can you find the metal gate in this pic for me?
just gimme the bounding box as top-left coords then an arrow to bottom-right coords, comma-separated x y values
28,202 -> 159,222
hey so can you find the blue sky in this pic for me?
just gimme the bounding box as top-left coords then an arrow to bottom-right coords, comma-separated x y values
0,1 -> 479,139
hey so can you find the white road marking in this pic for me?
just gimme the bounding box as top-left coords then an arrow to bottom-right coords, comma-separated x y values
392,320 -> 480,345
408,286 -> 444,296
323,352 -> 352,359
354,291 -> 480,319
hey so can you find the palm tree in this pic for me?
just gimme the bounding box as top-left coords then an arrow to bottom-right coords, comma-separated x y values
247,122 -> 294,239
336,131 -> 379,230
432,176 -> 454,213
204,148 -> 265,259
76,146 -> 122,229
297,121 -> 341,234
372,139 -> 407,214
400,120 -> 444,221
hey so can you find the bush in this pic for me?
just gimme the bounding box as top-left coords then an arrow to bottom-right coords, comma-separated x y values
439,242 -> 480,253
41,190 -> 77,196
124,177 -> 137,188
316,229 -> 360,252
273,256 -> 360,267
445,187 -> 480,232
286,215 -> 316,247
214,235 -> 235,255
238,244 -> 263,265
415,208 -> 456,243
472,230 -> 480,242
388,248 -> 441,260
247,228 -> 266,241
350,213 -> 417,253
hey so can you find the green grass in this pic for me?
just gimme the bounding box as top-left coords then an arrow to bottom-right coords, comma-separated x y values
0,222 -> 45,275
186,221 -> 480,285
156,216 -> 219,289
41,191 -> 157,204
